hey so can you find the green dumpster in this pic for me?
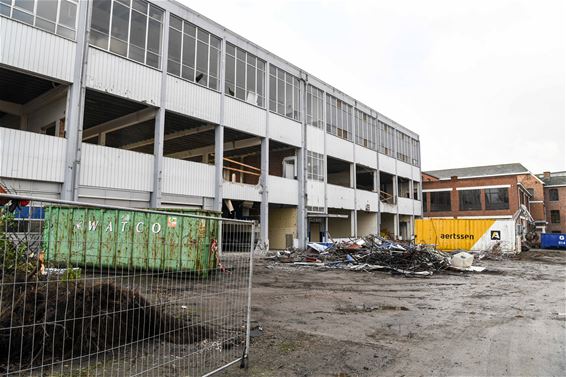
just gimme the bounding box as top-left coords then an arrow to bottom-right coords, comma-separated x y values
43,206 -> 220,276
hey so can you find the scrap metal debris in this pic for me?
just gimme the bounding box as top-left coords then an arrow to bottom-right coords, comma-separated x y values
272,235 -> 486,276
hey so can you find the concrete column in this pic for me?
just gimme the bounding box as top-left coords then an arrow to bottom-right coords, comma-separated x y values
351,104 -> 357,236
260,136 -> 269,245
259,62 -> 271,247
322,88 -> 329,242
350,210 -> 355,237
61,0 -> 91,201
297,77 -> 307,248
214,37 -> 227,212
150,10 -> 170,208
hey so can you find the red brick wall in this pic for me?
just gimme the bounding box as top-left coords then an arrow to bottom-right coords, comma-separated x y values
517,174 -> 546,222
545,186 -> 566,233
422,175 -> 520,217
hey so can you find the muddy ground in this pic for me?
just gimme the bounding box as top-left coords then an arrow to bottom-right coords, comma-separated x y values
219,249 -> 566,377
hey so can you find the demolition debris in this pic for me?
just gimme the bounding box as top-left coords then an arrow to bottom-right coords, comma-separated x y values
270,235 -> 486,276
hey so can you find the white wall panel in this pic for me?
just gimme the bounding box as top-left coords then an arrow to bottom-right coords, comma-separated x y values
0,18 -> 75,82
327,135 -> 354,162
80,143 -> 153,191
327,184 -> 355,210
0,128 -> 66,182
307,180 -> 325,207
379,154 -> 396,174
268,176 -> 298,205
306,126 -> 324,154
223,181 -> 261,202
224,97 -> 266,137
413,200 -> 423,216
166,75 -> 220,123
398,197 -> 414,215
86,48 -> 161,105
412,166 -> 421,182
162,157 -> 214,197
269,113 -> 301,147
381,202 -> 397,214
397,161 -> 413,179
355,145 -> 377,169
356,189 -> 378,212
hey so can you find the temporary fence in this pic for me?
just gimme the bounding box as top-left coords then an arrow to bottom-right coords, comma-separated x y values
0,193 -> 255,376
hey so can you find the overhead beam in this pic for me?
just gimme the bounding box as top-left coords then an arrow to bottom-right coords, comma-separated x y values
22,84 -> 68,114
0,100 -> 23,116
82,107 -> 156,139
166,136 -> 261,160
122,124 -> 214,150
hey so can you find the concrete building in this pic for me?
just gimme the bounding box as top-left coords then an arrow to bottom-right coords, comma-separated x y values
0,0 -> 422,249
422,163 -> 546,239
538,171 -> 566,234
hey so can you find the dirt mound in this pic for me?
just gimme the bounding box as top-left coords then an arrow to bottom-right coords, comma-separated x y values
0,276 -> 211,371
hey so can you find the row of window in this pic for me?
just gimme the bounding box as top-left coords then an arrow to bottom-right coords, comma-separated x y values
269,65 -> 301,120
326,95 -> 353,141
1,0 -> 421,164
1,0 -> 77,39
307,151 -> 324,181
355,110 -> 378,151
424,188 -> 510,212
91,0 -> 163,68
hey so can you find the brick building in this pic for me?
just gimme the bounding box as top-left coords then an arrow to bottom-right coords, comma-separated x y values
422,163 -> 546,238
538,171 -> 566,234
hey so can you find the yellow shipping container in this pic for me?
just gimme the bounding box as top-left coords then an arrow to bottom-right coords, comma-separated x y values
415,218 -> 517,252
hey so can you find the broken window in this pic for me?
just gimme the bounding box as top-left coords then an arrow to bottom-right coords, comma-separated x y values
326,95 -> 352,141
549,188 -> 559,201
459,189 -> 481,211
550,210 -> 560,224
423,192 -> 428,212
396,130 -> 412,163
307,151 -> 324,181
224,44 -> 265,107
306,84 -> 324,129
413,181 -> 420,200
3,0 -> 78,39
484,188 -> 509,210
430,191 -> 451,212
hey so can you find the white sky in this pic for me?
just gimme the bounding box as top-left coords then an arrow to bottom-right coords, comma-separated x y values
178,0 -> 565,173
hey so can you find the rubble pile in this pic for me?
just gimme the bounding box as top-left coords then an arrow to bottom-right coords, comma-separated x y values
273,235 -> 484,276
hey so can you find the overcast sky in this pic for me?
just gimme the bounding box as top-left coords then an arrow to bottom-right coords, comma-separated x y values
178,0 -> 565,174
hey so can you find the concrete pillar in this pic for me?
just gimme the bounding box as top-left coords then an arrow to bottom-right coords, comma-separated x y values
214,38 -> 227,212
260,137 -> 269,245
150,11 -> 170,208
61,0 -> 91,201
297,78 -> 307,248
351,105 -> 357,236
350,210 -> 355,237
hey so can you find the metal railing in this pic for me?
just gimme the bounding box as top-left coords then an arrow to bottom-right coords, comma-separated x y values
0,194 -> 255,376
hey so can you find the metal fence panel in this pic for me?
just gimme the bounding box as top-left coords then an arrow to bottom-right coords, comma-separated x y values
0,194 -> 254,376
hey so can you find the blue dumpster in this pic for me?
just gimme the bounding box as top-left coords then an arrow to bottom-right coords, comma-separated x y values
540,233 -> 566,249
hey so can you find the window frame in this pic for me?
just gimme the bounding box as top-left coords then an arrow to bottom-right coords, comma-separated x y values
458,189 -> 482,211
484,187 -> 510,210
1,0 -> 79,40
550,210 -> 560,224
269,65 -> 300,121
224,43 -> 265,107
549,188 -> 559,201
430,191 -> 451,212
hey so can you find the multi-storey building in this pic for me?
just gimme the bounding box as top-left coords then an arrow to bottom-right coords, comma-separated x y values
538,171 -> 566,234
422,163 -> 546,237
0,0 -> 422,249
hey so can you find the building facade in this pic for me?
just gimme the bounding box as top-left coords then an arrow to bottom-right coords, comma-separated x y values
422,164 -> 546,240
538,171 -> 566,234
0,0 -> 422,249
